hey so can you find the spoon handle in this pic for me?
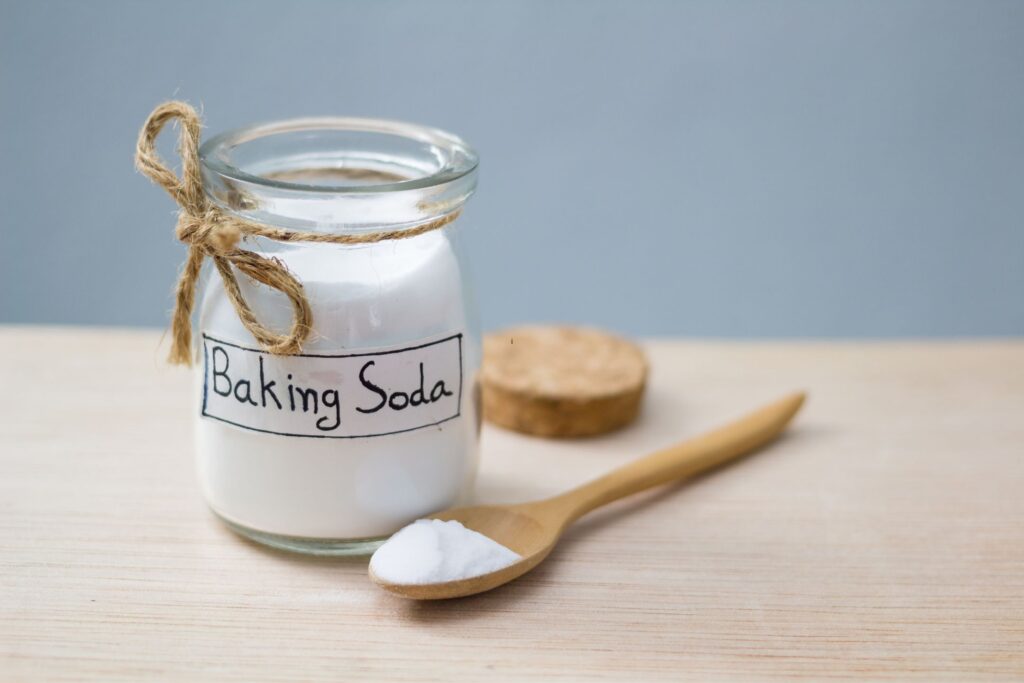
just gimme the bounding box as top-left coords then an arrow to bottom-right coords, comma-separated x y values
544,392 -> 806,525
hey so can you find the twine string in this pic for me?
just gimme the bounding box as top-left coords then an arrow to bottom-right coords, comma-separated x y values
135,101 -> 459,365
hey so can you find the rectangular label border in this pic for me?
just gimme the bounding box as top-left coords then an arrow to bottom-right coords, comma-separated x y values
199,332 -> 464,440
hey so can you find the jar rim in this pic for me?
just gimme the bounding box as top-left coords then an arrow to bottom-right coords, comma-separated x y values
199,116 -> 479,195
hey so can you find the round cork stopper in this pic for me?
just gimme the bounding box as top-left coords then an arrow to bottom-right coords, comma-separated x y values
481,326 -> 648,438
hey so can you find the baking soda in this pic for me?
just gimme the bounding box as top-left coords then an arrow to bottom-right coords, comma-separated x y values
196,231 -> 480,539
369,519 -> 521,585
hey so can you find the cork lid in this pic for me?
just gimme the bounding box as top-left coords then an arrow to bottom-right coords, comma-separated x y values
481,325 -> 648,438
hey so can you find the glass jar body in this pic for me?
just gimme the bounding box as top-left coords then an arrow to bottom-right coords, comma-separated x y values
193,117 -> 480,554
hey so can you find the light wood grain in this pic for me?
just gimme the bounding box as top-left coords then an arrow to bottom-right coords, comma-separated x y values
1,327 -> 1022,681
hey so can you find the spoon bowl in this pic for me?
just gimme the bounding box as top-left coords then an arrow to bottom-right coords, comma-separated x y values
370,392 -> 806,600
369,504 -> 561,600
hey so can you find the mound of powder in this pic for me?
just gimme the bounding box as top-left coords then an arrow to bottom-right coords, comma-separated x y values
370,519 -> 521,585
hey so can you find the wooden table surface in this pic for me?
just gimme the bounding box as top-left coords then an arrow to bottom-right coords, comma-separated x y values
1,327 -> 1022,681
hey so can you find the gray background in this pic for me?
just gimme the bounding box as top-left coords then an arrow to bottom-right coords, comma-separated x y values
2,0 -> 1022,337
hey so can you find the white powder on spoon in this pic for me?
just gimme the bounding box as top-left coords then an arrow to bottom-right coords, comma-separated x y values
369,519 -> 521,585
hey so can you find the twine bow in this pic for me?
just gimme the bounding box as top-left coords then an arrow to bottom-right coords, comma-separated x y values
135,101 -> 460,365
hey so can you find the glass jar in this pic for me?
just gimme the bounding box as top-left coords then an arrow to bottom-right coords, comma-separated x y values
194,117 -> 480,555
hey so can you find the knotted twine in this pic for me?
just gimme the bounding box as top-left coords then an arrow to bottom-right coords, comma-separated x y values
135,101 -> 460,365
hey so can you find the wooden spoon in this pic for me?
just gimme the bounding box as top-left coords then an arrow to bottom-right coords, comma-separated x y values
370,391 -> 806,600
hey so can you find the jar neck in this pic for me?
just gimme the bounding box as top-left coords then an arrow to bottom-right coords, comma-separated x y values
199,116 -> 478,232
202,167 -> 475,232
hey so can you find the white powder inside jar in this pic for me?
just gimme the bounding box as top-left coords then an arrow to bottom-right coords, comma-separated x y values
197,232 -> 480,540
370,519 -> 521,585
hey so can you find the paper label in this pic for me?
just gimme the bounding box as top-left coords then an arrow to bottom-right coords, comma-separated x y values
200,332 -> 463,439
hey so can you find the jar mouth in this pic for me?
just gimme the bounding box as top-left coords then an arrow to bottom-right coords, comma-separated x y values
199,117 -> 479,195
